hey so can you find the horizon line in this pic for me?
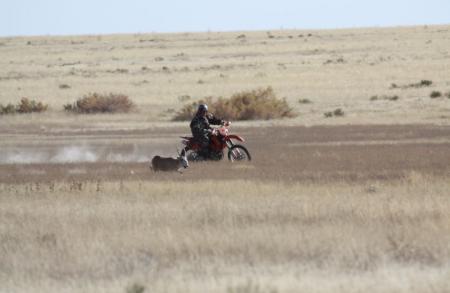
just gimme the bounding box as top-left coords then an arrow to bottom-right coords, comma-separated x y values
2,22 -> 449,39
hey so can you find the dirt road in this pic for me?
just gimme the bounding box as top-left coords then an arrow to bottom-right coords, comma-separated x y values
1,124 -> 449,184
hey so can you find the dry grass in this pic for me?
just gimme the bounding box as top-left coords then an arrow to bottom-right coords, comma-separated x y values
0,175 -> 449,292
1,25 -> 450,127
1,25 -> 450,293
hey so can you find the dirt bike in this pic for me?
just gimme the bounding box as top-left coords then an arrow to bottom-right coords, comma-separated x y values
180,124 -> 251,162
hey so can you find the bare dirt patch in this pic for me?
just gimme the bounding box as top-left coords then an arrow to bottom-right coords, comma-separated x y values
1,124 -> 449,184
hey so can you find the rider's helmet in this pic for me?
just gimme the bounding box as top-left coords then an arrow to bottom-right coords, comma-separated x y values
197,104 -> 208,114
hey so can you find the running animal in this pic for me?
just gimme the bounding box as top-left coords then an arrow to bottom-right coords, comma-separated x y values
150,150 -> 189,173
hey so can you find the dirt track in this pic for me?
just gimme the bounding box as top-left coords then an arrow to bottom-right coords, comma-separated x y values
1,124 -> 450,184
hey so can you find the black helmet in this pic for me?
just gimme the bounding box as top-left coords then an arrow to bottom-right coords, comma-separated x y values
197,104 -> 208,112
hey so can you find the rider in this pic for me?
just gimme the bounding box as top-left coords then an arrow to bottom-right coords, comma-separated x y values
190,104 -> 224,158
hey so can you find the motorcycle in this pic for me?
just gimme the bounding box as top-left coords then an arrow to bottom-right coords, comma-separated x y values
180,123 -> 251,162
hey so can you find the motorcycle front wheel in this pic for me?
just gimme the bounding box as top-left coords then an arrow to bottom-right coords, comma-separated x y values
227,145 -> 251,162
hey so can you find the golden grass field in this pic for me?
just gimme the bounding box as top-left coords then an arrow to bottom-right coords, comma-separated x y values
1,25 -> 450,293
1,177 -> 449,293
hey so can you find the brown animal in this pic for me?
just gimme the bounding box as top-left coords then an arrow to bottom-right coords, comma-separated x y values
150,150 -> 189,172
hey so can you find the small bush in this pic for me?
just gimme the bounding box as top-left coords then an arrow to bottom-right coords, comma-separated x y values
430,91 -> 442,98
391,80 -> 433,89
370,95 -> 399,101
126,283 -> 145,293
419,80 -> 433,87
0,103 -> 17,115
17,98 -> 48,113
173,87 -> 296,121
0,98 -> 48,115
64,93 -> 134,114
324,108 -> 344,118
298,98 -> 312,104
446,92 -> 450,99
59,84 -> 71,89
333,108 -> 344,116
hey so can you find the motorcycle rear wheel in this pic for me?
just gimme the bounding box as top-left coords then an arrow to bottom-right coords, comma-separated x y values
227,145 -> 251,161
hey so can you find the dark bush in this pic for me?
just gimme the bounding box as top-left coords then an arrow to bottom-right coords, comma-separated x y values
430,91 -> 442,98
391,80 -> 433,89
298,98 -> 312,104
419,80 -> 433,87
324,108 -> 345,118
370,95 -> 399,101
333,108 -> 344,116
173,87 -> 296,121
64,93 -> 134,113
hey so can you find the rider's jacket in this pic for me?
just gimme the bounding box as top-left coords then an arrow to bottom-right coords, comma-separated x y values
190,113 -> 223,140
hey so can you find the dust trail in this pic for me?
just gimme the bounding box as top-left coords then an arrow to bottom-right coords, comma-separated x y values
51,146 -> 97,163
0,144 -> 168,164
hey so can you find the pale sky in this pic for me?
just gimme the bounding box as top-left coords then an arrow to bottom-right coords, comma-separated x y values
1,0 -> 449,36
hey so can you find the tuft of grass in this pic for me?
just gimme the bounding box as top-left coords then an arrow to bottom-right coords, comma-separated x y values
59,84 -> 71,89
63,93 -> 134,114
430,91 -> 442,98
1,98 -> 48,115
173,87 -> 296,121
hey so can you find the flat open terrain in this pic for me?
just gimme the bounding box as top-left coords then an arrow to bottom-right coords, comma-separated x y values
1,124 -> 449,183
1,25 -> 450,125
1,25 -> 450,293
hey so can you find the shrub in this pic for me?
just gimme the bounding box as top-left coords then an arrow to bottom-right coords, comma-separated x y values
17,98 -> 48,113
324,108 -> 345,118
0,103 -> 17,115
334,108 -> 344,116
419,80 -> 433,87
0,98 -> 48,115
298,98 -> 312,104
126,283 -> 145,293
446,92 -> 450,99
172,87 -> 296,121
64,93 -> 134,113
59,84 -> 71,89
430,91 -> 442,98
370,95 -> 399,101
391,80 -> 433,89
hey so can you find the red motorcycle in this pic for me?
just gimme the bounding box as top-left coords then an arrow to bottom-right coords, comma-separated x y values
181,123 -> 251,162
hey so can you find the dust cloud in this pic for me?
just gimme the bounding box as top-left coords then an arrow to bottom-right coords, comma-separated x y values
0,144 -> 169,164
